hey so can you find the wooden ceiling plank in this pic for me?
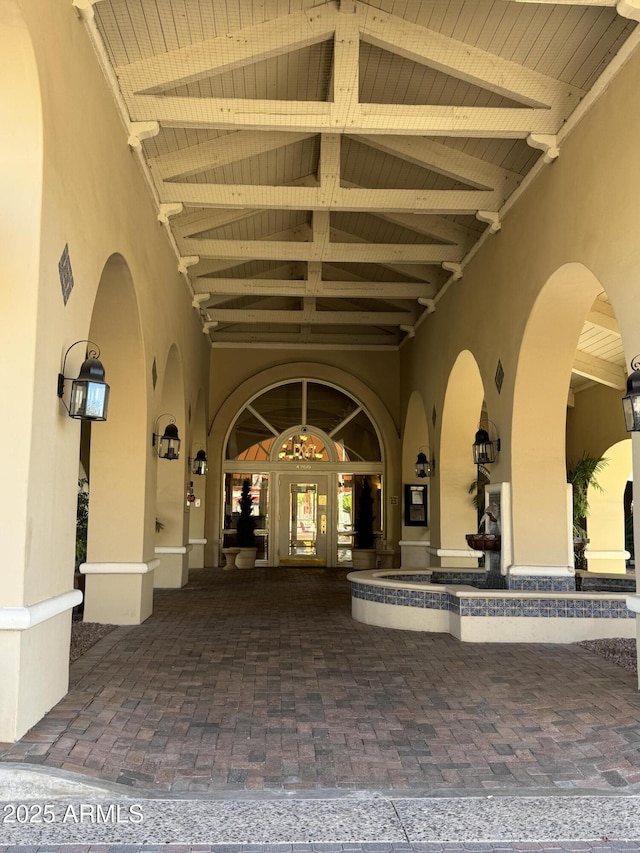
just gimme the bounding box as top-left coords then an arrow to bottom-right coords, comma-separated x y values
209,331 -> 399,345
116,4 -> 339,93
356,0 -> 583,109
149,130 -> 315,180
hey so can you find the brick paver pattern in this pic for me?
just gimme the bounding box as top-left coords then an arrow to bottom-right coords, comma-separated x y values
1,568 -> 640,794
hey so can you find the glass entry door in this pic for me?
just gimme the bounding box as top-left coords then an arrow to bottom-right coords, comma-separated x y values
278,474 -> 329,565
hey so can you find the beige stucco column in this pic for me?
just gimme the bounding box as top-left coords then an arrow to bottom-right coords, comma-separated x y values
80,256 -> 156,624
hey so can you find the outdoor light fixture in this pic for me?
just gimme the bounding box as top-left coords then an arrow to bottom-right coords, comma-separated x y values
152,414 -> 181,460
622,355 -> 640,432
191,447 -> 208,476
472,422 -> 501,465
57,340 -> 110,421
415,447 -> 435,478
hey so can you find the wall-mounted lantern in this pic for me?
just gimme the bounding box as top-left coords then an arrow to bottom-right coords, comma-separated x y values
472,422 -> 500,466
190,447 -> 208,476
415,447 -> 435,478
57,340 -> 110,421
152,414 -> 181,460
622,356 -> 640,432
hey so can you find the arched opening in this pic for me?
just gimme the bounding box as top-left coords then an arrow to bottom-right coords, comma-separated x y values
512,263 -> 606,572
82,254 -> 151,624
217,377 -> 387,568
438,350 -> 486,565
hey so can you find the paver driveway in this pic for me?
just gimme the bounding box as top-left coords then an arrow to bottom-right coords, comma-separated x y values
1,568 -> 639,794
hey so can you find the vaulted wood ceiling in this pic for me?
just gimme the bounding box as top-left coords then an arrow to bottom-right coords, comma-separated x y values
77,0 -> 636,393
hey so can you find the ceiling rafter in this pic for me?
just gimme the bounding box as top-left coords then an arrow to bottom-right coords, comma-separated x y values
116,4 -> 339,93
149,131 -> 315,182
356,1 -> 583,110
351,135 -> 522,193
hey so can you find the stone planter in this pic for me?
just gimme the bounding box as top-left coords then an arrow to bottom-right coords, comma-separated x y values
235,547 -> 258,569
222,547 -> 241,570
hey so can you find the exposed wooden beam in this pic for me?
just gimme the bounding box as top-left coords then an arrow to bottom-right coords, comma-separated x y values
572,351 -> 626,390
208,308 -> 414,325
192,278 -> 433,299
353,135 -> 521,194
194,262 -> 303,284
183,237 -> 460,264
173,208 -> 264,239
149,131 -> 315,181
160,183 -> 499,213
210,331 -> 399,346
356,0 -> 582,110
127,94 -> 566,136
116,5 -> 338,93
329,227 -> 448,280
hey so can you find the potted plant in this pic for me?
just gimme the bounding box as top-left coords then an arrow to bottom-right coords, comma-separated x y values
235,478 -> 258,569
567,453 -> 608,568
352,477 -> 377,569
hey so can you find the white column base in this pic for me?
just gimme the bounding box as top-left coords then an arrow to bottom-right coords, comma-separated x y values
426,546 -> 480,569
81,561 -> 157,624
188,538 -> 207,569
154,546 -> 192,588
0,591 -> 82,742
585,549 -> 631,575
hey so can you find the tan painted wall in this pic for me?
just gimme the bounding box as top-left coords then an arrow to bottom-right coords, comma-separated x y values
567,385 -> 629,461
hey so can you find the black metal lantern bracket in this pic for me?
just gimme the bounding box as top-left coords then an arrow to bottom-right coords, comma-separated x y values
472,421 -> 501,466
189,445 -> 208,475
415,446 -> 435,478
57,339 -> 110,421
152,413 -> 181,460
622,355 -> 640,432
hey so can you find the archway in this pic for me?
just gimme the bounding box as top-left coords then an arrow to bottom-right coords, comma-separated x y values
511,263 -> 605,579
438,350 -> 486,566
154,344 -> 188,587
82,253 -> 152,624
207,367 -> 399,568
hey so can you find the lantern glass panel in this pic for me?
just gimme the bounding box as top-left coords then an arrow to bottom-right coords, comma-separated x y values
622,394 -> 640,432
70,379 -> 109,421
160,436 -> 181,460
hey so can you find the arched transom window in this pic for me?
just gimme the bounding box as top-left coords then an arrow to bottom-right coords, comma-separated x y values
225,380 -> 382,463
